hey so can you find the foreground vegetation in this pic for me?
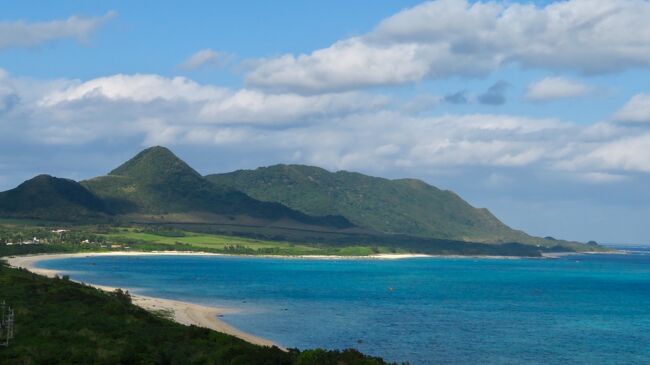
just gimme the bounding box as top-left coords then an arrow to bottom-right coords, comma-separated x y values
0,262 -> 393,365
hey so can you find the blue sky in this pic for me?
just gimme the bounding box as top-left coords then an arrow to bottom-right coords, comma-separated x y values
1,0 -> 650,244
1,1 -> 421,79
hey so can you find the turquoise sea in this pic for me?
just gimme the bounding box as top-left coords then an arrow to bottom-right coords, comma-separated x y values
38,247 -> 650,365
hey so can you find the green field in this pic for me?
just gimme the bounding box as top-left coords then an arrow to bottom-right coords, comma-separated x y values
102,228 -> 405,256
0,219 -> 407,257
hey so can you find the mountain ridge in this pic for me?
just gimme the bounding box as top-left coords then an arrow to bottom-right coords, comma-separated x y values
81,147 -> 353,229
0,147 -> 592,253
206,163 -> 548,245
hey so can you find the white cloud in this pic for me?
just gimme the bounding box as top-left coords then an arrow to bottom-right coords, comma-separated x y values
525,77 -> 590,102
200,89 -> 388,124
37,74 -> 387,126
2,71 -> 649,184
246,0 -> 650,92
245,38 -> 435,93
0,11 -> 116,49
137,118 -> 184,146
574,172 -> 629,184
180,49 -> 232,71
612,94 -> 650,123
557,134 -> 650,173
40,74 -> 228,105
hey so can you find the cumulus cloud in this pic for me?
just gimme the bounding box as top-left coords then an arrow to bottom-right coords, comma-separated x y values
185,112 -> 569,172
0,73 -> 575,172
557,134 -> 650,173
37,73 -> 388,127
526,77 -> 590,102
245,0 -> 650,93
0,11 -> 115,49
0,71 -> 648,185
0,73 -> 391,147
613,94 -> 650,124
180,49 -> 232,71
245,38 -> 432,93
200,89 -> 388,124
40,74 -> 228,105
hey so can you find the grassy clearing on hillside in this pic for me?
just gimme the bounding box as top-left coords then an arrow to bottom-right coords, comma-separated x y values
0,220 -> 406,257
102,228 -> 405,256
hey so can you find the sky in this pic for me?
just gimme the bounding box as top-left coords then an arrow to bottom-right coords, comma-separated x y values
1,0 -> 649,245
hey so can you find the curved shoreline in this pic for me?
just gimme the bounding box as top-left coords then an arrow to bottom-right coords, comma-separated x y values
4,252 -> 282,349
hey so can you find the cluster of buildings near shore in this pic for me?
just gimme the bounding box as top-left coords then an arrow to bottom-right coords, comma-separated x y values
5,238 -> 41,246
3,229 -> 68,246
2,228 -> 129,250
5,229 -> 69,246
5,231 -> 60,246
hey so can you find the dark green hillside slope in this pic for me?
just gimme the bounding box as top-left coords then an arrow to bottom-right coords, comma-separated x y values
0,262 -> 390,365
82,147 -> 351,228
0,175 -> 108,220
207,164 -> 545,245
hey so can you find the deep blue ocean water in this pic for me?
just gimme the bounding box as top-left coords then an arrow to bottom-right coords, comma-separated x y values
38,248 -> 650,365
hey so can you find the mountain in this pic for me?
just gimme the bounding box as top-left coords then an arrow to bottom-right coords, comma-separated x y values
0,174 -> 108,220
81,147 -> 352,228
207,164 -> 547,245
0,147 -> 598,254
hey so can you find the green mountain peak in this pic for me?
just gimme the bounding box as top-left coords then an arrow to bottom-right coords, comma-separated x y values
81,147 -> 352,229
0,174 -> 108,220
109,146 -> 202,181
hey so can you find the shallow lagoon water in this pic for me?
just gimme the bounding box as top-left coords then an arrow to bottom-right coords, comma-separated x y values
38,248 -> 650,365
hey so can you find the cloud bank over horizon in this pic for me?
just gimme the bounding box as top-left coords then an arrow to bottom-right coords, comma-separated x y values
1,70 -> 647,182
